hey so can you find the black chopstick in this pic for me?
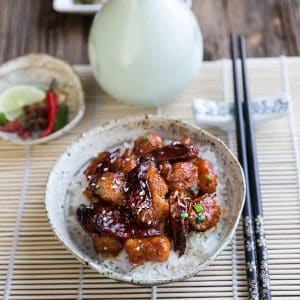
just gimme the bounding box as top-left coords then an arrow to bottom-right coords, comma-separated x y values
230,33 -> 259,299
239,35 -> 272,300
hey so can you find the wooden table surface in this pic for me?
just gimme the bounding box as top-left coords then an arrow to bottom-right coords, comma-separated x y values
1,0 -> 300,64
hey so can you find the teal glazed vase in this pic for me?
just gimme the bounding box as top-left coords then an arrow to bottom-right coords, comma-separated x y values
88,0 -> 203,107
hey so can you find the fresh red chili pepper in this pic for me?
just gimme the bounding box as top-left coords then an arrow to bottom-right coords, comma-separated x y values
0,119 -> 30,139
39,89 -> 58,138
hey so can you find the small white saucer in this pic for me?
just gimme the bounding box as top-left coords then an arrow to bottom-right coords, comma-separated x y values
193,95 -> 289,131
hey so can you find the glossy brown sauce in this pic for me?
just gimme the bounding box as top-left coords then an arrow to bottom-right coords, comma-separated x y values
77,132 -> 220,264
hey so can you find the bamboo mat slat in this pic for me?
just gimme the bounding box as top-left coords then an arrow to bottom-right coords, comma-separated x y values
1,57 -> 300,299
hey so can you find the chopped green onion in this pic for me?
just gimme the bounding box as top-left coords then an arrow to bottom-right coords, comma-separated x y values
205,174 -> 213,183
189,185 -> 197,194
180,212 -> 188,219
193,203 -> 204,213
196,215 -> 205,223
0,113 -> 9,126
96,185 -> 103,193
92,156 -> 98,161
142,135 -> 149,140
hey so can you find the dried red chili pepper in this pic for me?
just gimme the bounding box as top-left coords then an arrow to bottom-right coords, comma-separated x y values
77,203 -> 161,239
125,161 -> 152,210
142,143 -> 198,163
0,119 -> 22,133
39,89 -> 58,138
0,119 -> 30,139
169,191 -> 190,256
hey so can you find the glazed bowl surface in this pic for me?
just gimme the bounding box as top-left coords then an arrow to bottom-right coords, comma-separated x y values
45,115 -> 245,285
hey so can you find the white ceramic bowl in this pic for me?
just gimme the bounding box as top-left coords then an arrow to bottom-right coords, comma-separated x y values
45,115 -> 245,285
0,54 -> 85,145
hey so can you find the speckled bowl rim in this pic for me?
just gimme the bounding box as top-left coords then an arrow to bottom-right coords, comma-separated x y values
0,54 -> 85,145
45,114 -> 245,286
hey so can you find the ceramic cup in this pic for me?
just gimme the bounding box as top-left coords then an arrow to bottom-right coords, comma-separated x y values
88,0 -> 203,107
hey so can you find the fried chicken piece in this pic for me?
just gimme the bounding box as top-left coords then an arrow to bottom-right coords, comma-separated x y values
136,165 -> 169,227
136,194 -> 169,227
159,162 -> 172,179
84,149 -> 120,179
125,236 -> 170,265
188,194 -> 220,232
166,162 -> 199,196
134,132 -> 163,156
83,150 -> 122,203
152,194 -> 169,222
113,148 -> 137,175
92,234 -> 123,257
84,151 -> 108,179
193,158 -> 217,194
94,172 -> 126,206
145,164 -> 168,197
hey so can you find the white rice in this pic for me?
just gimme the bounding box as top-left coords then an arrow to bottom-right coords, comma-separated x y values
66,142 -> 229,280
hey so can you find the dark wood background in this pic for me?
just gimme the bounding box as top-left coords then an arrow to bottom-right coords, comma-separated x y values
1,0 -> 300,64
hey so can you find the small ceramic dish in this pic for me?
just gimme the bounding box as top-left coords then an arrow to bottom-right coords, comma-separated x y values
45,115 -> 245,286
0,54 -> 85,145
193,94 -> 289,131
53,0 -> 104,15
53,0 -> 192,15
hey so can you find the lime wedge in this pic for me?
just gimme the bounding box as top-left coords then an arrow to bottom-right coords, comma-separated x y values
0,85 -> 46,120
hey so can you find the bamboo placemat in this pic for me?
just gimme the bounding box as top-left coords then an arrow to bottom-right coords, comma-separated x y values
1,57 -> 300,300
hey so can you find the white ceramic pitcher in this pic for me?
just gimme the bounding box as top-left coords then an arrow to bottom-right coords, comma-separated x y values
89,0 -> 203,107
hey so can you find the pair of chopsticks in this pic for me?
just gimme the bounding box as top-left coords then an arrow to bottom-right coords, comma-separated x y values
230,34 -> 272,300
